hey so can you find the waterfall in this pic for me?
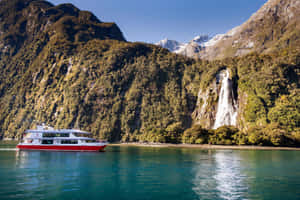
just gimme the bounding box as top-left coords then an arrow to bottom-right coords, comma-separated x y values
213,69 -> 238,129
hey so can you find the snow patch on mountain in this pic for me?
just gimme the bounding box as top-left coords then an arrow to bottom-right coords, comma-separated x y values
155,38 -> 185,52
155,28 -> 241,57
156,35 -> 212,56
192,35 -> 211,47
203,34 -> 224,47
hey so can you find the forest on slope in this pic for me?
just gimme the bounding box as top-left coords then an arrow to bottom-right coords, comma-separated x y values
0,0 -> 299,146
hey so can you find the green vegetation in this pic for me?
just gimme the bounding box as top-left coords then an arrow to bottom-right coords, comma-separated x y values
0,0 -> 299,147
0,140 -> 18,148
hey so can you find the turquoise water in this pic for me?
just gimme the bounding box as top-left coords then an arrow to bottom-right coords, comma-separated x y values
0,146 -> 299,200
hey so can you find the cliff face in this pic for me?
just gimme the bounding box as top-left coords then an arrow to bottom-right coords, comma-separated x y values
199,0 -> 300,60
0,0 -> 299,145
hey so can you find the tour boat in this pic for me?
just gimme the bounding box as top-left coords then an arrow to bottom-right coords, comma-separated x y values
17,125 -> 108,151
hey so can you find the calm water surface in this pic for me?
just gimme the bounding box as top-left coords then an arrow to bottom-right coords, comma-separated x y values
0,146 -> 299,200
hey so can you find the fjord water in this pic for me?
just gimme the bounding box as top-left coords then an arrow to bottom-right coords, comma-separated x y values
0,146 -> 299,200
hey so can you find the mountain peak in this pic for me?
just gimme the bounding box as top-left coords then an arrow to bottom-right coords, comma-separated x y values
199,0 -> 300,60
156,38 -> 185,52
192,35 -> 210,46
156,35 -> 210,57
156,0 -> 300,60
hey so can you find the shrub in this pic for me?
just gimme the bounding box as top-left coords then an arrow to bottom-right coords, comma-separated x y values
208,126 -> 239,145
182,125 -> 209,144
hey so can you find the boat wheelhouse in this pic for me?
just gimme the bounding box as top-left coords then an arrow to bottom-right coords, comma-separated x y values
17,125 -> 107,151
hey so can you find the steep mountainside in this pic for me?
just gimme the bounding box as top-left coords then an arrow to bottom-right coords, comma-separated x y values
199,0 -> 300,60
0,0 -> 299,146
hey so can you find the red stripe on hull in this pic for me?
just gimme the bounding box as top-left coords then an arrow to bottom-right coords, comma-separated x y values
17,145 -> 106,152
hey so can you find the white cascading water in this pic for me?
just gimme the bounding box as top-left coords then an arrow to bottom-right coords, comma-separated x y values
213,69 -> 238,129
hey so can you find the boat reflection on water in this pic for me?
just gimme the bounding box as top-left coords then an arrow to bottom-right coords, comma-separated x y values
192,150 -> 249,200
14,150 -> 87,195
15,150 -> 30,168
15,150 -> 86,169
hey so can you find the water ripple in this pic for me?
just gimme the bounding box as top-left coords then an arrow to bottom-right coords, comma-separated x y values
193,151 -> 249,200
214,151 -> 248,200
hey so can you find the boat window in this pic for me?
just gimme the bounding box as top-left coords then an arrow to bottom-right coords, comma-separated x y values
59,133 -> 69,137
85,140 -> 97,143
42,140 -> 53,144
74,133 -> 86,137
43,133 -> 56,137
61,140 -> 78,144
43,133 -> 69,137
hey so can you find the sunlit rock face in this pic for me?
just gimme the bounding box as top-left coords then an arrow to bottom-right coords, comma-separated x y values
192,86 -> 217,129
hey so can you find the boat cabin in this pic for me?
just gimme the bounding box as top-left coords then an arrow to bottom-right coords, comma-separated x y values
22,126 -> 101,145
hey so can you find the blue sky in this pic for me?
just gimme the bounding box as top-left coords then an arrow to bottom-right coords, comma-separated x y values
49,0 -> 268,43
